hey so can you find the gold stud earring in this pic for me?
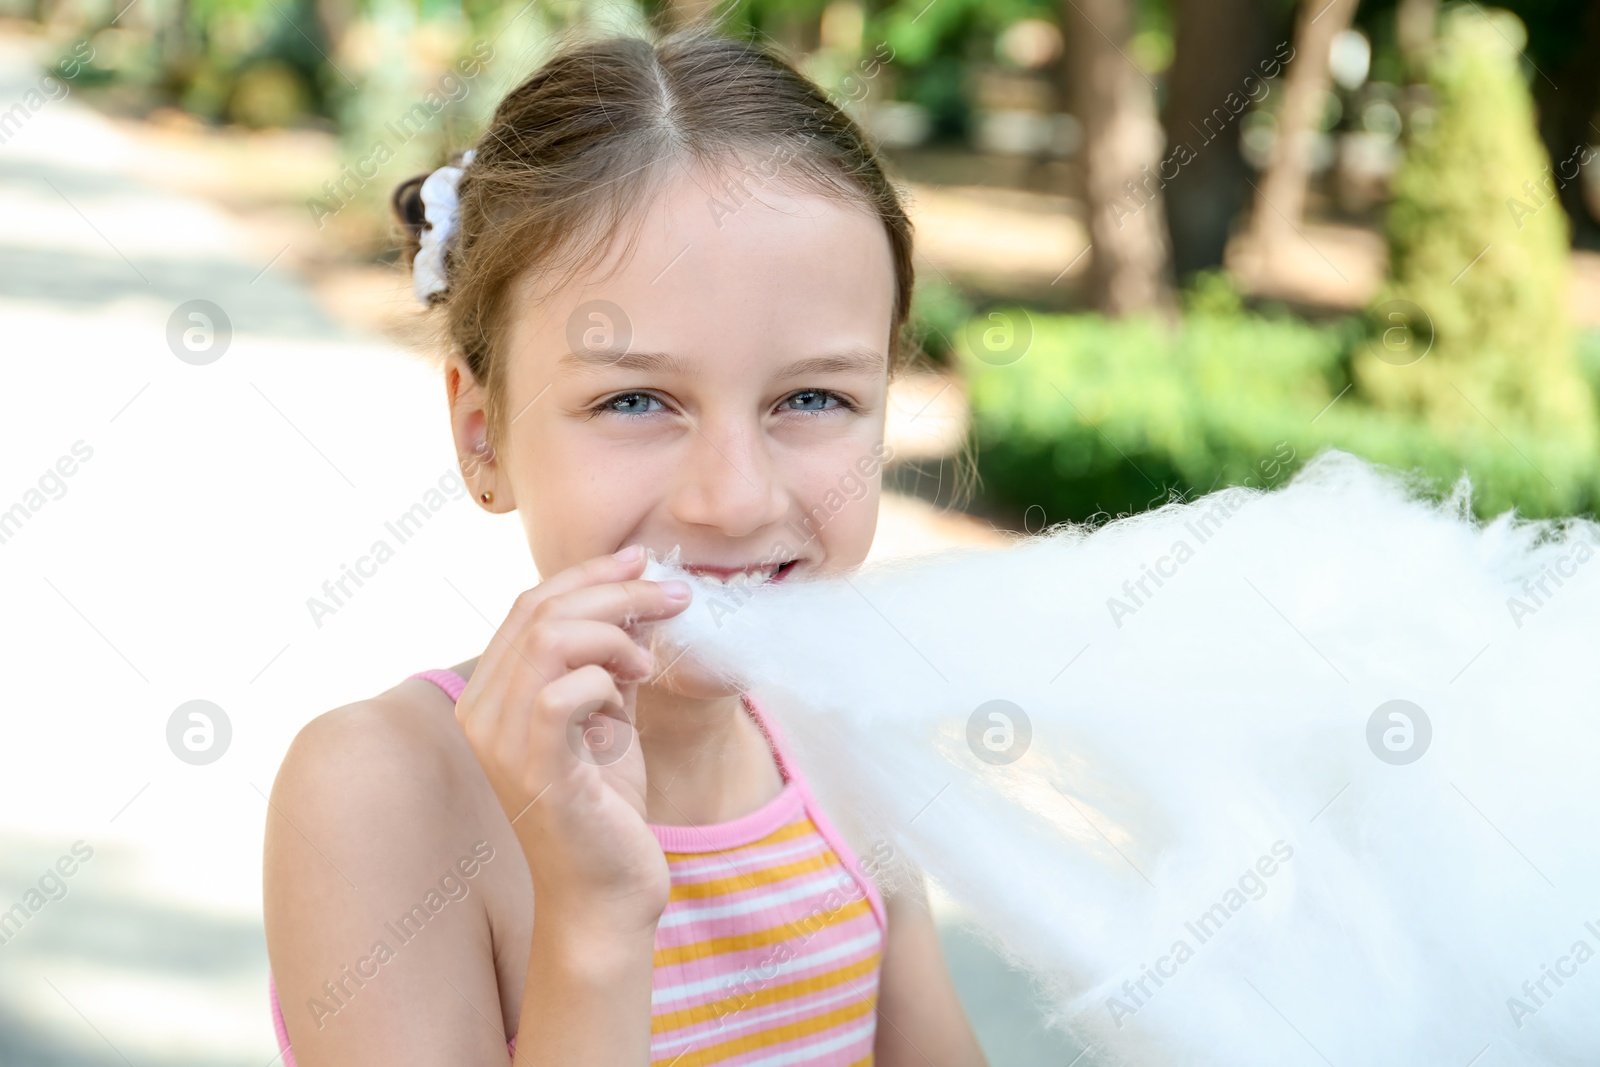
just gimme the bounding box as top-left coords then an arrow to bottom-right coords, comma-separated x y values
479,490 -> 494,505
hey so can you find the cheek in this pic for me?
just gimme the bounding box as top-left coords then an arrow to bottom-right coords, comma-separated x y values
514,427 -> 656,571
798,431 -> 885,501
792,442 -> 883,555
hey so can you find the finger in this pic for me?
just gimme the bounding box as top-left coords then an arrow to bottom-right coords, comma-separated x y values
523,664 -> 629,789
454,646 -> 521,745
455,662 -> 522,761
473,609 -> 654,737
531,578 -> 692,633
518,618 -> 655,681
477,621 -> 646,771
466,550 -> 669,740
516,545 -> 654,609
486,672 -> 532,796
455,613 -> 572,749
464,590 -> 619,729
464,606 -> 656,779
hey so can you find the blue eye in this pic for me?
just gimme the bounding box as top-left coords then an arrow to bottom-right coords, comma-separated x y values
592,392 -> 665,417
785,389 -> 856,414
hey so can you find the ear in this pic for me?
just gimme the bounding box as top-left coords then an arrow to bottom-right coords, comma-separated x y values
446,352 -> 512,512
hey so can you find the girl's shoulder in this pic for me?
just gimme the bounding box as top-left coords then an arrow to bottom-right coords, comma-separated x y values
264,671 -> 505,901
277,673 -> 481,811
264,674 -> 526,1057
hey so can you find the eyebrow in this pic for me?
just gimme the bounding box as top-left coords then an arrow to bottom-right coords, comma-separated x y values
556,345 -> 887,377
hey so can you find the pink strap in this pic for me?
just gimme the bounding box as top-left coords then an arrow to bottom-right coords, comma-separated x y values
268,972 -> 298,1067
408,668 -> 467,702
741,691 -> 889,936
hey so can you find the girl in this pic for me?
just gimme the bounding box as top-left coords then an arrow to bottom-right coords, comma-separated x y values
262,22 -> 989,1067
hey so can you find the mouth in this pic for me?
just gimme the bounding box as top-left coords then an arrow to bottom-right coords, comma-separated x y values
682,559 -> 800,588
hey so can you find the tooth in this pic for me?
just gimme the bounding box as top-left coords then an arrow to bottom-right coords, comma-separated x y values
692,567 -> 781,587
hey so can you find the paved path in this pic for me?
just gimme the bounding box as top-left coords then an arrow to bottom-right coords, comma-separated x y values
0,30 -> 1073,1066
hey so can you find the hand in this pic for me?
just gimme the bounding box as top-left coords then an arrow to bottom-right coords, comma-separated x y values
454,545 -> 691,934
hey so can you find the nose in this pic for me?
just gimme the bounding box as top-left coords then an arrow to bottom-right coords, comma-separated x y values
668,412 -> 790,538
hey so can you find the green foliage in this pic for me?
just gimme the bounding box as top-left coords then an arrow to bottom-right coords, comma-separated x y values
312,0 -> 644,247
907,276 -> 974,366
957,307 -> 1600,526
34,0 -> 335,123
1179,268 -> 1245,318
724,0 -> 1054,141
226,58 -> 311,125
327,0 -> 463,226
719,0 -> 831,36
1578,328 -> 1600,392
1354,4 -> 1597,458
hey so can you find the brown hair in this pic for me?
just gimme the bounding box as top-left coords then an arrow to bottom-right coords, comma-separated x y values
393,20 -> 977,509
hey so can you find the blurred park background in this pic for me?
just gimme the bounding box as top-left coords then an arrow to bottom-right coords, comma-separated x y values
8,0 -> 1600,525
2,0 -> 1599,1063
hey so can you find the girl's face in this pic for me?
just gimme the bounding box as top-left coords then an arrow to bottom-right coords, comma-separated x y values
450,164 -> 897,697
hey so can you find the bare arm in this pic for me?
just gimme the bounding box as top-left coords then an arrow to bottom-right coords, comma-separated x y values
511,870 -> 657,1063
872,872 -> 989,1067
263,700 -> 660,1065
263,701 -> 514,1064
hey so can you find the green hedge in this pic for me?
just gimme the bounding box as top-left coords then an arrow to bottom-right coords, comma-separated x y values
956,307 -> 1600,524
1354,6 -> 1596,449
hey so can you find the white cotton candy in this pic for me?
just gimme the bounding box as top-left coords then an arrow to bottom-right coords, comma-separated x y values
633,447 -> 1600,1066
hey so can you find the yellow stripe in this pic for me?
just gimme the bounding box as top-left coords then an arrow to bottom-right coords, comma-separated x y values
650,992 -> 878,1067
846,1056 -> 873,1067
651,951 -> 882,1035
662,818 -> 815,863
669,850 -> 838,903
654,896 -> 872,969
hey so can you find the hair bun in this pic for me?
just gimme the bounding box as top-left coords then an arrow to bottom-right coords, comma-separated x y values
391,173 -> 430,269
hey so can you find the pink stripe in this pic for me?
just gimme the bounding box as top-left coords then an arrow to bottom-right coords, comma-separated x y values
723,1028 -> 876,1067
656,981 -> 879,1054
666,833 -> 830,882
268,973 -> 299,1067
650,913 -> 882,992
658,870 -> 853,933
408,668 -> 467,703
651,928 -> 884,1007
653,879 -> 878,952
700,1014 -> 877,1067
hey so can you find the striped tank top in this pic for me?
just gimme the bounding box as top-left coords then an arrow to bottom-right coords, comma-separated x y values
268,668 -> 887,1066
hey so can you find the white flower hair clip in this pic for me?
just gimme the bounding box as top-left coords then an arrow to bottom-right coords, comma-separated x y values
413,148 -> 476,306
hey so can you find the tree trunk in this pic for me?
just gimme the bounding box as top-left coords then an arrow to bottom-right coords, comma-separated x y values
1245,0 -> 1359,257
667,0 -> 719,30
1063,0 -> 1177,318
1532,0 -> 1600,249
1163,0 -> 1284,280
312,0 -> 359,60
1395,0 -> 1438,81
